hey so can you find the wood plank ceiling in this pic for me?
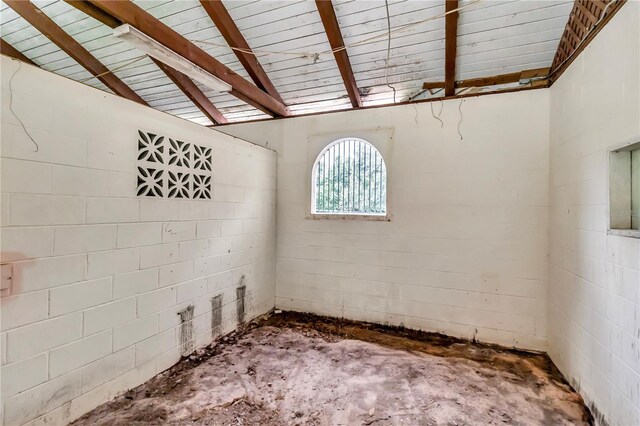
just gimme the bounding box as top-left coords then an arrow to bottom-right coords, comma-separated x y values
0,0 -> 620,126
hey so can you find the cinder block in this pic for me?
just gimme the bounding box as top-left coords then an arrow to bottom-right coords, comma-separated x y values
194,255 -> 221,278
1,158 -> 51,194
158,260 -> 193,287
139,243 -> 179,268
86,198 -> 139,224
179,200 -> 209,221
0,226 -> 54,262
177,277 -> 207,304
1,290 -> 49,331
51,166 -> 109,196
6,313 -> 82,363
80,346 -> 135,393
87,248 -> 139,279
179,239 -> 211,261
113,268 -> 158,300
83,298 -> 136,336
10,194 -> 85,226
3,370 -> 81,426
196,220 -> 222,239
135,328 -> 176,366
117,223 -> 162,248
53,225 -> 117,256
221,219 -> 243,236
50,277 -> 112,317
0,353 -> 48,398
113,316 -> 158,351
12,254 -> 86,292
162,221 -> 196,242
137,286 -> 177,317
209,203 -> 235,219
49,330 -> 112,378
140,199 -> 180,222
108,171 -> 136,197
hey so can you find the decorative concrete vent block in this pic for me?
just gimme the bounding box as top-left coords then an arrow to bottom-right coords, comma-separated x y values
137,130 -> 212,199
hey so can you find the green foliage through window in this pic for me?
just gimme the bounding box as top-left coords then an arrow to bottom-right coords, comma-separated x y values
312,138 -> 386,214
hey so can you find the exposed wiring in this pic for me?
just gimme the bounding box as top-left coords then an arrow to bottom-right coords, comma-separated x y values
8,59 -> 39,152
78,54 -> 147,83
457,99 -> 465,140
383,0 -> 396,104
188,0 -> 483,59
430,98 -> 444,128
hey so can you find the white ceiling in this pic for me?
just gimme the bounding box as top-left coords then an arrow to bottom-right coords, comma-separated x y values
0,0 -> 573,125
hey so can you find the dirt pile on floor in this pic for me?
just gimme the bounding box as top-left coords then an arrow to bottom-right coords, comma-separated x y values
71,312 -> 591,426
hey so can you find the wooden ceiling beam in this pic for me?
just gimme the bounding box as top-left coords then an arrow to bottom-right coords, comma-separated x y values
199,0 -> 284,105
87,0 -> 289,117
65,0 -> 227,125
151,58 -> 227,124
0,38 -> 36,65
315,0 -> 362,108
422,67 -> 550,91
5,0 -> 147,106
444,0 -> 459,97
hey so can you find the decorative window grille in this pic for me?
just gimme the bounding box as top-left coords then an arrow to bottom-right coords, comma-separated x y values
137,130 -> 212,199
312,138 -> 386,215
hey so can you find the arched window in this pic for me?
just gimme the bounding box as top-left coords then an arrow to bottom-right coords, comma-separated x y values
312,138 -> 387,215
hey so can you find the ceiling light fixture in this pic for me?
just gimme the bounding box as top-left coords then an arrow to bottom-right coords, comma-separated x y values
113,24 -> 232,93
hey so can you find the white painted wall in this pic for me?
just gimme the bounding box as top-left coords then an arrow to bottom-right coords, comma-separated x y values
222,88 -> 551,351
0,56 -> 276,426
548,3 -> 640,425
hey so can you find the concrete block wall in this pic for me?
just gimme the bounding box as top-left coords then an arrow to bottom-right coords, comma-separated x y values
0,56 -> 276,425
548,3 -> 640,425
221,89 -> 551,351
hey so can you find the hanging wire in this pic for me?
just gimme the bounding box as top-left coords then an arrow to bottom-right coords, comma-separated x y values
78,54 -> 148,83
189,0 -> 483,59
457,99 -> 465,140
8,59 -> 39,152
430,98 -> 444,128
383,0 -> 396,104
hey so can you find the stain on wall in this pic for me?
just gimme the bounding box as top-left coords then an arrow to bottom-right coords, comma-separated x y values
211,294 -> 223,338
178,305 -> 195,356
236,275 -> 246,325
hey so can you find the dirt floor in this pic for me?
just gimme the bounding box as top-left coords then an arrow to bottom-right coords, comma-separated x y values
72,312 -> 592,426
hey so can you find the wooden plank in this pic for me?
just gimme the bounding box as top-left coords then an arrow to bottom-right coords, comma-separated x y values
444,0 -> 459,97
64,0 -> 120,28
151,58 -> 227,124
66,0 -> 228,124
88,0 -> 290,116
199,0 -> 284,105
0,38 -> 36,65
315,0 -> 362,108
5,0 -> 147,106
422,67 -> 550,90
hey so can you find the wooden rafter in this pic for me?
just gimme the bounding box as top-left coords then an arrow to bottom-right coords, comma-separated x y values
444,0 -> 459,97
5,0 -> 147,106
550,0 -> 627,83
152,58 -> 228,124
199,0 -> 284,105
0,38 -> 35,65
422,68 -> 550,91
315,0 -> 362,108
65,0 -> 227,125
87,0 -> 290,117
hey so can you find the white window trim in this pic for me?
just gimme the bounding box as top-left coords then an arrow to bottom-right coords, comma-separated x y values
607,138 -> 640,238
305,128 -> 394,221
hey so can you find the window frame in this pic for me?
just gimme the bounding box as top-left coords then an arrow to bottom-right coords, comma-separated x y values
306,129 -> 393,221
607,139 -> 640,238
